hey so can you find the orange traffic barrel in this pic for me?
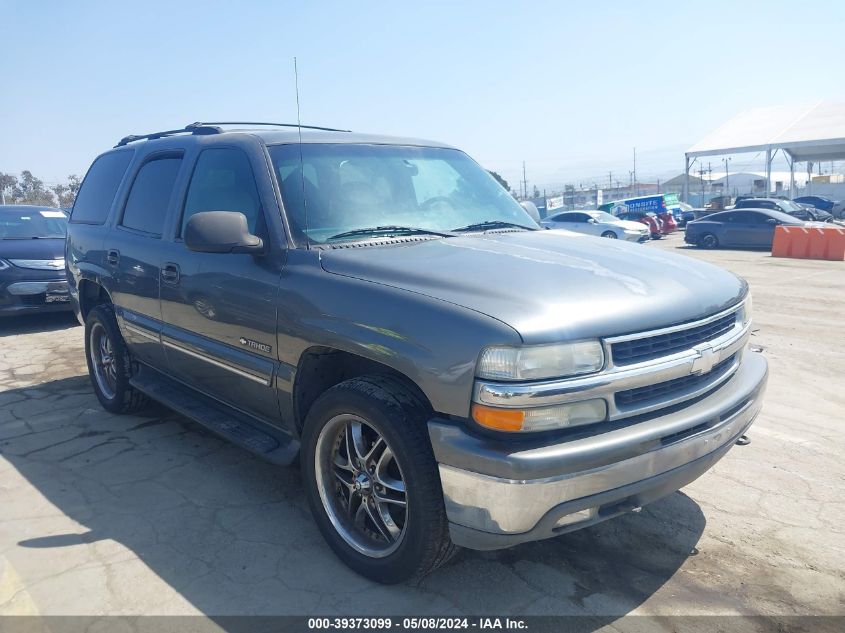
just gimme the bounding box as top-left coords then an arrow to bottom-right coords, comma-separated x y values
771,226 -> 793,257
823,226 -> 845,260
773,224 -> 845,260
807,227 -> 829,259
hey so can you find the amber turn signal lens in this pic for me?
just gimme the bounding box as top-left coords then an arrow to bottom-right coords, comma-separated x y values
471,403 -> 525,432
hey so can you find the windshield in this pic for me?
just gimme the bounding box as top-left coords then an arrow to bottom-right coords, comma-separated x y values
767,209 -> 804,224
0,209 -> 67,239
588,211 -> 618,223
779,200 -> 803,212
269,144 -> 536,244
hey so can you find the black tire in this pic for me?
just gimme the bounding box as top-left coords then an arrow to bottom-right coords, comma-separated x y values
699,232 -> 719,249
84,304 -> 149,414
600,231 -> 618,239
301,374 -> 458,583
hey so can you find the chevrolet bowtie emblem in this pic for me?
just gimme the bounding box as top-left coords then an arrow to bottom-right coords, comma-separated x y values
690,344 -> 717,375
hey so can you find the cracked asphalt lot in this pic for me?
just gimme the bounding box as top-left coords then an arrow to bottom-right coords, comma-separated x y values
0,235 -> 843,620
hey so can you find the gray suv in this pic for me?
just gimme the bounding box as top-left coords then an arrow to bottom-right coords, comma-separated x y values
66,122 -> 768,583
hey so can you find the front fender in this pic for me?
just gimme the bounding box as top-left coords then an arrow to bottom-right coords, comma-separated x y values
276,250 -> 522,419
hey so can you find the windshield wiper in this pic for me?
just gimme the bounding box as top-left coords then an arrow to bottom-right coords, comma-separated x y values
327,226 -> 454,242
451,220 -> 537,233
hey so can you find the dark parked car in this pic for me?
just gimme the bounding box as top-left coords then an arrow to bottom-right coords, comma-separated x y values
0,205 -> 70,316
734,198 -> 833,222
793,195 -> 845,219
685,208 -> 803,249
66,122 -> 767,582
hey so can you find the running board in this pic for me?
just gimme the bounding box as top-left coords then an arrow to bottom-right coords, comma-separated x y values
130,367 -> 299,465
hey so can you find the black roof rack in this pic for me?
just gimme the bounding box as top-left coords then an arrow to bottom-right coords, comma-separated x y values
187,121 -> 352,133
114,121 -> 351,148
115,125 -> 221,147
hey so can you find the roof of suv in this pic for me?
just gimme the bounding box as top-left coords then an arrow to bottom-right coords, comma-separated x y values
114,122 -> 454,150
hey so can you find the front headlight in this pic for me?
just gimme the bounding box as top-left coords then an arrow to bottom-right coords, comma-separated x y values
0,259 -> 10,271
740,293 -> 752,325
476,340 -> 604,381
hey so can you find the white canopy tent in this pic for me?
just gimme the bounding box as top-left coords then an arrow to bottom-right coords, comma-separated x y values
684,101 -> 845,201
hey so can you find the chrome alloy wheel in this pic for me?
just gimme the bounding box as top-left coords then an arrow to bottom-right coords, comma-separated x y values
315,414 -> 408,558
89,321 -> 117,399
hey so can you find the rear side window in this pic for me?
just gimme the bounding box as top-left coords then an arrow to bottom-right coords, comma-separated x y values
181,148 -> 261,236
121,157 -> 183,236
70,151 -> 133,224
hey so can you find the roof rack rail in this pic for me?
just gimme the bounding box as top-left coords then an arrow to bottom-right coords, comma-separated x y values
186,121 -> 352,133
115,125 -> 221,147
114,121 -> 351,148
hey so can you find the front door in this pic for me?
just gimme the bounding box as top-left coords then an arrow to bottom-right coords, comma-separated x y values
724,211 -> 761,246
158,146 -> 284,423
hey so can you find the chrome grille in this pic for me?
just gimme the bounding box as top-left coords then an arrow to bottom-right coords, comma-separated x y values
616,354 -> 736,407
611,313 -> 737,365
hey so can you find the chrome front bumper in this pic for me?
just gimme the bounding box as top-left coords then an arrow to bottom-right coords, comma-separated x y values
428,351 -> 768,550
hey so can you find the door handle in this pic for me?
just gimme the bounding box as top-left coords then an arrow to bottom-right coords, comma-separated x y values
161,262 -> 180,284
106,249 -> 120,266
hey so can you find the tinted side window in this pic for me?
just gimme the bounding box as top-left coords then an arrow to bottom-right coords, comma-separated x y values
70,151 -> 133,224
121,157 -> 183,236
181,148 -> 261,236
731,212 -> 755,223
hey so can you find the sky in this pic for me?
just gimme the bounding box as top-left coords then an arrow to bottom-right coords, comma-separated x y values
3,0 -> 845,193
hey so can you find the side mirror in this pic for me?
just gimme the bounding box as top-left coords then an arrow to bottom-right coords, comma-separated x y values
184,211 -> 264,254
519,201 -> 541,223
766,218 -> 778,225
587,218 -> 597,224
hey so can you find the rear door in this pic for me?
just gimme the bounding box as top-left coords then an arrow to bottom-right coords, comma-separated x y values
718,212 -> 742,245
554,212 -> 594,234
158,144 -> 284,423
107,151 -> 184,369
728,211 -> 760,245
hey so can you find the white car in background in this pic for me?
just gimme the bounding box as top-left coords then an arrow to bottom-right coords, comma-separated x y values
541,210 -> 650,242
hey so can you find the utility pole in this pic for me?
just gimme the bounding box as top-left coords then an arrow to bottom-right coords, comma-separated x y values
707,162 -> 712,199
722,157 -> 731,200
608,171 -> 612,195
522,161 -> 528,199
633,147 -> 637,195
698,165 -> 706,203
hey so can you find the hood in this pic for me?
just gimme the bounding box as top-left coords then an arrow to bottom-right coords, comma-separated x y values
0,238 -> 66,261
320,231 -> 746,344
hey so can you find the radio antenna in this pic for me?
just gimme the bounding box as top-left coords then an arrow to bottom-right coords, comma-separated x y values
294,57 -> 309,249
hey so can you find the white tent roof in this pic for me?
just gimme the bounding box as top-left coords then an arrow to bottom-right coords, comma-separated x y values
687,101 -> 845,162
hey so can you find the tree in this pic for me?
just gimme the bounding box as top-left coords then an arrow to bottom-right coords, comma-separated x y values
67,174 -> 82,198
51,175 -> 81,208
0,171 -> 81,207
0,172 -> 17,204
532,185 -> 541,198
487,170 -> 510,192
13,171 -> 56,206
51,184 -> 73,208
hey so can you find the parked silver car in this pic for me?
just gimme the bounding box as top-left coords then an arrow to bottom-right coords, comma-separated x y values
541,210 -> 650,242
